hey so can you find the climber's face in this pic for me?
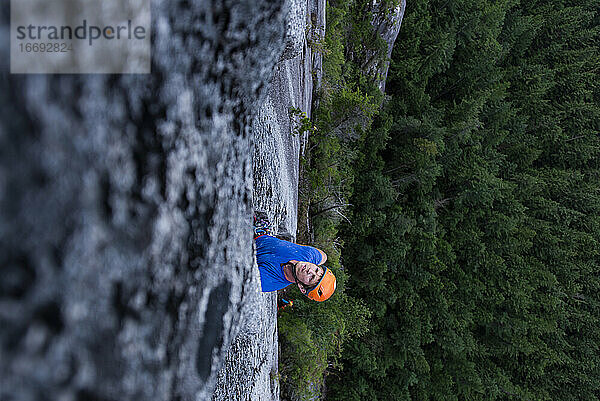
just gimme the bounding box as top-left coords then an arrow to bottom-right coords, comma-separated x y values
289,260 -> 324,288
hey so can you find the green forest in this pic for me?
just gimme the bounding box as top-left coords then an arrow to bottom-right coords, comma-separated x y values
279,0 -> 600,399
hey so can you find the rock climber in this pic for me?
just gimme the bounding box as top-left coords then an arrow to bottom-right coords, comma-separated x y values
253,212 -> 336,302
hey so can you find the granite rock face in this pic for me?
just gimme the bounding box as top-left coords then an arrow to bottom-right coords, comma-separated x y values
251,0 -> 325,237
370,0 -> 406,93
211,0 -> 325,399
0,1 -> 289,400
331,0 -> 405,141
280,0 -> 307,62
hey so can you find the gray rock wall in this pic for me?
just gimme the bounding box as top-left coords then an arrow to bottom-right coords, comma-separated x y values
330,0 -> 406,141
251,0 -> 324,237
212,0 -> 325,399
371,0 -> 406,93
0,1 -> 290,400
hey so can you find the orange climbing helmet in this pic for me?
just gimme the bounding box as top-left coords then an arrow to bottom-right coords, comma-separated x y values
306,267 -> 337,302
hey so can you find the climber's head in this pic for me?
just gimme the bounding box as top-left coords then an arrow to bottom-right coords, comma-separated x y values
288,260 -> 336,302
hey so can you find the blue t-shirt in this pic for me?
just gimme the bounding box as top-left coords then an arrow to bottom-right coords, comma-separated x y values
255,235 -> 323,292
